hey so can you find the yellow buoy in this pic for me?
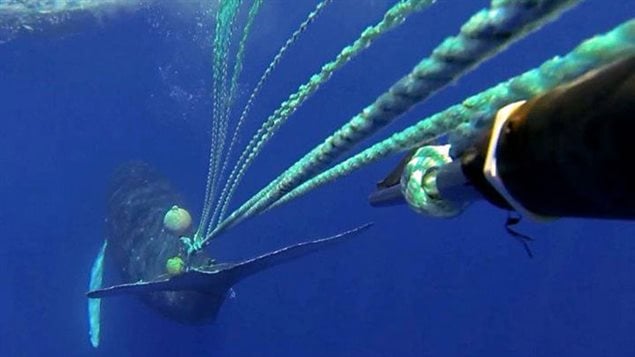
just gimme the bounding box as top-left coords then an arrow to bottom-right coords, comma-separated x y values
163,205 -> 192,235
165,256 -> 185,276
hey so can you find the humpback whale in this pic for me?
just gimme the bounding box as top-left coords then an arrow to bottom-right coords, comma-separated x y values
87,162 -> 371,336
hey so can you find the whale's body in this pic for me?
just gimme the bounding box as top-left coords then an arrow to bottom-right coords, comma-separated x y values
89,162 -> 371,325
105,162 -> 221,323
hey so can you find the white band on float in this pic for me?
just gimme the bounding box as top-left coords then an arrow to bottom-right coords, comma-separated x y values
483,100 -> 552,222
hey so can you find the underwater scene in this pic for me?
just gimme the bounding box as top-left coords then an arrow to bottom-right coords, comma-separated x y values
2,0 -> 635,356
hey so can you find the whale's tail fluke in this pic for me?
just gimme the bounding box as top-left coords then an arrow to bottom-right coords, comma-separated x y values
87,223 -> 372,298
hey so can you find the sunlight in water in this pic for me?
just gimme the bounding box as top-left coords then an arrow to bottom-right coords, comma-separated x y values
0,0 -> 142,42
0,0 -> 220,43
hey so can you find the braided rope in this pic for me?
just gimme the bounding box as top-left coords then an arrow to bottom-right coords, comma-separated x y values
211,0 -> 436,230
196,0 -> 244,240
209,0 -> 335,232
401,145 -> 460,217
206,0 -> 264,235
206,0 -> 581,243
270,19 -> 635,212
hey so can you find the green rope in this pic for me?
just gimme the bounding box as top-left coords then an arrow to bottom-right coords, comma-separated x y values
401,145 -> 460,217
205,0 -> 581,243
196,0 -> 245,241
272,19 -> 635,209
211,0 -> 437,231
207,0 -> 264,235
209,0 -> 334,232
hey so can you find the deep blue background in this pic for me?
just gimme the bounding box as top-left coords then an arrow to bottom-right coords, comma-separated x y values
2,1 -> 635,356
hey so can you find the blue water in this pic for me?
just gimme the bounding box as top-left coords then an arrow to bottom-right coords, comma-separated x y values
2,1 -> 635,356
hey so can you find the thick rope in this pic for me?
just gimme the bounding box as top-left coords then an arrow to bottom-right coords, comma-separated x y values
196,0 -> 244,240
270,19 -> 635,211
212,0 -> 437,230
209,0 -> 335,233
206,0 -> 264,235
204,0 -> 581,244
401,145 -> 460,217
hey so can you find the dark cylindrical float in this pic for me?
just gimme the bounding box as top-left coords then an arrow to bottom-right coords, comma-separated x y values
495,56 -> 635,219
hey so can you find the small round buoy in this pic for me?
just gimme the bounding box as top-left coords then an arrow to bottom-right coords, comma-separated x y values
163,205 -> 192,235
165,256 -> 185,276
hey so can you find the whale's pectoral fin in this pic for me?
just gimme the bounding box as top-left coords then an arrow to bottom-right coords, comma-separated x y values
86,223 -> 373,298
88,240 -> 108,348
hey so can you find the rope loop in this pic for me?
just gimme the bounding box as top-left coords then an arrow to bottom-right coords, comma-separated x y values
401,145 -> 461,217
